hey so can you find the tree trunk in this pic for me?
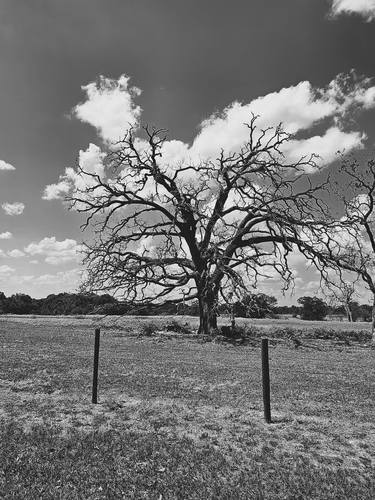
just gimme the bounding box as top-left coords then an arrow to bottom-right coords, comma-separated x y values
372,296 -> 375,342
198,292 -> 218,336
345,303 -> 353,322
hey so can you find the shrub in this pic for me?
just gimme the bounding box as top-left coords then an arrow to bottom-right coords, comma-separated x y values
139,323 -> 157,337
218,324 -> 262,342
165,320 -> 192,335
271,326 -> 371,343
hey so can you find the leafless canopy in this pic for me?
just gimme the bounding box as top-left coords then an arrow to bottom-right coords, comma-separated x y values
320,157 -> 375,335
332,158 -> 375,294
70,116 -> 338,333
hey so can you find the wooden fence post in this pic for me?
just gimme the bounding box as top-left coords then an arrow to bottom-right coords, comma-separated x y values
92,328 -> 101,404
261,338 -> 271,423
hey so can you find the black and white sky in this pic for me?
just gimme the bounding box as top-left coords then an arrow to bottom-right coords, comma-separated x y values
0,0 -> 375,302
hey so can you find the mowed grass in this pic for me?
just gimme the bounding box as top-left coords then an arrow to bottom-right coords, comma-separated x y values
1,315 -> 375,499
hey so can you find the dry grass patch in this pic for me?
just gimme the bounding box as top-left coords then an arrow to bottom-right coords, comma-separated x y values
1,315 -> 375,498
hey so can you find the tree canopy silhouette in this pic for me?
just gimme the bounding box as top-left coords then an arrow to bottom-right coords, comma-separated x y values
70,117 -> 337,335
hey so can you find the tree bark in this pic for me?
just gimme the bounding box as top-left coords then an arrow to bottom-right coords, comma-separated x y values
345,303 -> 353,322
198,291 -> 218,336
372,296 -> 375,342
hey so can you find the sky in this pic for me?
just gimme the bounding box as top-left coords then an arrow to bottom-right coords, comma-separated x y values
1,0 -> 375,303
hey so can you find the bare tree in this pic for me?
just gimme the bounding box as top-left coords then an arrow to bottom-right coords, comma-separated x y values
70,117 -> 337,335
325,278 -> 357,322
325,157 -> 375,338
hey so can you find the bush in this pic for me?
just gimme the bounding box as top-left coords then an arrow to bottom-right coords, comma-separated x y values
217,325 -> 262,343
216,325 -> 371,345
165,320 -> 192,335
139,323 -> 157,337
298,296 -> 328,321
271,326 -> 371,343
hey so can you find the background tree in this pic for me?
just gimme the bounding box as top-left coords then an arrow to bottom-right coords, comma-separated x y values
356,303 -> 372,322
70,118 -> 337,335
274,303 -> 302,317
0,292 -> 7,314
5,293 -> 34,315
233,293 -> 277,318
347,301 -> 365,322
324,157 -> 375,337
324,279 -> 357,322
298,296 -> 328,321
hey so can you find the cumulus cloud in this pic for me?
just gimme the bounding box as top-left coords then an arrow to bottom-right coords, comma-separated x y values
329,0 -> 375,21
73,74 -> 142,144
42,179 -> 71,201
43,143 -> 105,200
45,71 -> 375,201
72,71 -> 373,171
24,237 -> 82,265
284,127 -> 365,171
0,265 -> 14,276
32,268 -> 80,287
0,232 -> 12,240
2,268 -> 80,297
7,249 -> 25,258
181,74 -> 375,168
0,160 -> 15,171
2,202 -> 25,216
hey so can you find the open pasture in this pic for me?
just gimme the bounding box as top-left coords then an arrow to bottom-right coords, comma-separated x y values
1,315 -> 375,499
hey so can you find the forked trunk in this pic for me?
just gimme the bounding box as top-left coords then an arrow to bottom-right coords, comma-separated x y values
198,292 -> 218,336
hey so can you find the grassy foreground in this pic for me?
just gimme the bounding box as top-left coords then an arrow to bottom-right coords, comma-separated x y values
1,315 -> 375,499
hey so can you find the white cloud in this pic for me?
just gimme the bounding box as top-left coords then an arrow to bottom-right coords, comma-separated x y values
73,74 -> 142,144
7,249 -> 25,258
32,268 -> 80,287
29,260 -> 39,264
2,202 -> 25,216
43,143 -> 105,200
0,232 -> 12,240
46,71 -> 375,200
24,237 -> 82,265
0,265 -> 14,276
35,269 -> 80,287
181,74 -> 375,169
0,268 -> 80,297
303,280 -> 321,292
42,179 -> 71,201
18,275 -> 35,283
284,127 -> 365,171
191,82 -> 336,157
144,72 -> 375,172
0,160 -> 15,171
329,0 -> 375,21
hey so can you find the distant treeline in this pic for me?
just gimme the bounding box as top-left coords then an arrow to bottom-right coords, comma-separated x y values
0,292 -> 208,316
0,291 -> 188,316
0,292 -> 123,315
0,291 -> 372,321
0,291 -> 279,317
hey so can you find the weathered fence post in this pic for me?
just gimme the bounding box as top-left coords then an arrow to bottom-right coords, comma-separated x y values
261,338 -> 271,423
92,328 -> 101,404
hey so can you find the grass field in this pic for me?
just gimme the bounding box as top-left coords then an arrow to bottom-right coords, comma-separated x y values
1,315 -> 375,499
